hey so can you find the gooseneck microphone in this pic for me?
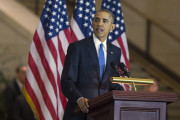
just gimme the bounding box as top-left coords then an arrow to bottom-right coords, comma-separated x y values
119,62 -> 130,78
110,62 -> 121,77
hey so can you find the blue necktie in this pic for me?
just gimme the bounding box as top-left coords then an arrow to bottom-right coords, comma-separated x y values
99,43 -> 105,81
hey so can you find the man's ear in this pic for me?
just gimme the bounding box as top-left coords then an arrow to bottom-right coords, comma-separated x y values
111,24 -> 115,31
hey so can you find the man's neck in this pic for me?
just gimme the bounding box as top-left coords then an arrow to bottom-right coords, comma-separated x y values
93,34 -> 107,43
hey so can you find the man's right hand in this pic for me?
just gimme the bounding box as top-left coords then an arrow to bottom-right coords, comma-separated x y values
77,97 -> 89,113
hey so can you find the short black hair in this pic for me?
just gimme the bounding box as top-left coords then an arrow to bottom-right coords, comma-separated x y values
16,64 -> 26,73
96,9 -> 115,23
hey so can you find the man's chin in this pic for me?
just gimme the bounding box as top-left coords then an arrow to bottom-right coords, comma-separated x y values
94,34 -> 104,38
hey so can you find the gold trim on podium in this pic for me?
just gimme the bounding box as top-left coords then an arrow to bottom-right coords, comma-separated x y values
110,77 -> 154,91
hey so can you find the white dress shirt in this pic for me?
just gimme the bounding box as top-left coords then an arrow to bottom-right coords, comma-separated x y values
93,34 -> 107,68
16,79 -> 24,93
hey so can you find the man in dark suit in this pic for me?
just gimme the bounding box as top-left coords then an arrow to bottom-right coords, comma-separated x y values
5,65 -> 35,120
61,9 -> 124,120
12,95 -> 36,120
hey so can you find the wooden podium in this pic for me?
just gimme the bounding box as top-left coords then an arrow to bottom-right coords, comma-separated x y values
75,90 -> 179,120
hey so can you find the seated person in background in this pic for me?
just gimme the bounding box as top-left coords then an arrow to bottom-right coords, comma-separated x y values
144,78 -> 159,92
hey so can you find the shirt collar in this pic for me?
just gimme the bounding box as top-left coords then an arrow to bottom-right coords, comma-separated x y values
93,34 -> 107,50
16,79 -> 24,92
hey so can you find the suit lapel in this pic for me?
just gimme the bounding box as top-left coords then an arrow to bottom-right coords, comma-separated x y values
14,81 -> 21,95
86,36 -> 100,80
85,37 -> 116,82
101,42 -> 114,82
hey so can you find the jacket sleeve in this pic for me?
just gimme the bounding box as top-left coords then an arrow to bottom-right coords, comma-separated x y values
61,42 -> 83,103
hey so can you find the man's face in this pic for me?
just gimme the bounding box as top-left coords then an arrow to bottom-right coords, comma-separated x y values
16,66 -> 27,84
92,11 -> 115,42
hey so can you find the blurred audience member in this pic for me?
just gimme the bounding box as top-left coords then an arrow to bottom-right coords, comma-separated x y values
144,78 -> 159,92
4,65 -> 35,120
12,95 -> 35,120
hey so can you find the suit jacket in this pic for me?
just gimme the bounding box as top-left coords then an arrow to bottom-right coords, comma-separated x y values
61,36 -> 123,120
5,80 -> 35,120
12,95 -> 36,120
5,80 -> 21,120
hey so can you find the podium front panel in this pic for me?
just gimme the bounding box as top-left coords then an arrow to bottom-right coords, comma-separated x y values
115,101 -> 166,120
87,102 -> 114,120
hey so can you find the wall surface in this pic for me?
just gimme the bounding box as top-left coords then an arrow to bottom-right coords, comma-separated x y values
121,0 -> 180,76
0,0 -> 39,79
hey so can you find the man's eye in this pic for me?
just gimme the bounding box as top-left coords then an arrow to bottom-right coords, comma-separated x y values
103,20 -> 108,23
95,18 -> 100,22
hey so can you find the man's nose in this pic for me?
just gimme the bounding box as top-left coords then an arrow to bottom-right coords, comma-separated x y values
98,20 -> 103,26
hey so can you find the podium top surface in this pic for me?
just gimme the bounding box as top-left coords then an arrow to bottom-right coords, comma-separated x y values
91,90 -> 179,103
75,90 -> 179,113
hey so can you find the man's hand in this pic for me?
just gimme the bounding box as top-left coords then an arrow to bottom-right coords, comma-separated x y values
77,97 -> 89,113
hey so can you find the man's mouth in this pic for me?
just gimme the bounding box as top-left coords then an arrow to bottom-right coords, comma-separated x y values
96,28 -> 104,32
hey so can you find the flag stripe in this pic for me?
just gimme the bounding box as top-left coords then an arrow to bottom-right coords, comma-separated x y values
47,39 -> 58,66
111,40 -> 125,62
28,53 -> 57,119
56,38 -> 67,110
58,31 -> 70,55
24,80 -> 44,120
69,26 -> 78,42
70,17 -> 85,40
57,36 -> 66,65
121,33 -> 129,60
50,35 -> 67,110
36,23 -> 59,94
116,36 -> 129,69
29,40 -> 57,110
56,40 -> 68,111
64,28 -> 74,43
47,36 -> 67,112
34,31 -> 58,98
26,65 -> 52,120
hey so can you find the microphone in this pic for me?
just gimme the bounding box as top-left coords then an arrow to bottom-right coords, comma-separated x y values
119,62 -> 130,77
111,62 -> 121,77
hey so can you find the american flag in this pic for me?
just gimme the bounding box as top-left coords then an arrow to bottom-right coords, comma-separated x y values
101,0 -> 131,90
23,0 -> 70,119
70,0 -> 96,40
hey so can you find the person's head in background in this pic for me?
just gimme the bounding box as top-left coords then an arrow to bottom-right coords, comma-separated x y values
144,78 -> 159,92
16,65 -> 27,84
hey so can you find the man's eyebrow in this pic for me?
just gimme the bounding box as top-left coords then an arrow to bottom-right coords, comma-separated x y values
94,17 -> 108,20
94,17 -> 100,19
103,18 -> 108,21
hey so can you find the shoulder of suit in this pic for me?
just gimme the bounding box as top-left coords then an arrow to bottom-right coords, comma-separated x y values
5,80 -> 18,92
107,41 -> 121,50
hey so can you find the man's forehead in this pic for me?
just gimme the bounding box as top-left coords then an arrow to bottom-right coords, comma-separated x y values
20,66 -> 27,71
94,11 -> 111,19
